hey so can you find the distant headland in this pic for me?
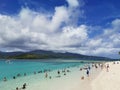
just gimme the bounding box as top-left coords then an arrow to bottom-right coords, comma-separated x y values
0,50 -> 114,60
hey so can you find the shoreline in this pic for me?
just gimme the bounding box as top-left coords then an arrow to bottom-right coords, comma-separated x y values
0,61 -> 120,90
24,62 -> 105,90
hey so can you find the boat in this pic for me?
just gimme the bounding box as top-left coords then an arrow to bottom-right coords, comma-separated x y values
5,60 -> 13,64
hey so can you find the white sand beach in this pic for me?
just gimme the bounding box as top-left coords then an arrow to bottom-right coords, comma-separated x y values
92,61 -> 120,90
23,61 -> 120,90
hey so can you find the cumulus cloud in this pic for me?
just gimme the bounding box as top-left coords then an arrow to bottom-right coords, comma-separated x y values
0,0 -> 119,58
66,0 -> 79,7
60,19 -> 120,59
0,0 -> 87,51
80,19 -> 120,58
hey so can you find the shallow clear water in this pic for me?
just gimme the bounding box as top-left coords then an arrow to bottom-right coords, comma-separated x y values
0,59 -> 85,90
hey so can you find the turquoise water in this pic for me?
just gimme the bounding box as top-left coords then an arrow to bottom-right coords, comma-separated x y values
0,59 -> 84,80
0,59 -> 85,90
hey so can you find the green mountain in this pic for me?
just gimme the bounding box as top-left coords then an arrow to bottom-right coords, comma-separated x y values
0,50 -> 111,60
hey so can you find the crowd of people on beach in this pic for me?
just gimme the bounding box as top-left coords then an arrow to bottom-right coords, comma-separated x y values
79,62 -> 112,80
80,61 -> 120,81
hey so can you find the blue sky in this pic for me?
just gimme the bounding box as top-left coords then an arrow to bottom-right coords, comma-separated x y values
0,0 -> 120,58
1,0 -> 120,26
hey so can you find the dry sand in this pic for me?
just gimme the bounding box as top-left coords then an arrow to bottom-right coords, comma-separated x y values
92,61 -> 120,90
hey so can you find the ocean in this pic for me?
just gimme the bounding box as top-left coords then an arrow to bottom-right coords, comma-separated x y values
0,59 -> 85,90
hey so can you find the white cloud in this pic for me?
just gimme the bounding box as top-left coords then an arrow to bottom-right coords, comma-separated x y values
112,19 -> 120,29
80,19 -> 120,58
0,0 -> 87,51
50,6 -> 69,31
67,0 -> 79,7
48,25 -> 88,47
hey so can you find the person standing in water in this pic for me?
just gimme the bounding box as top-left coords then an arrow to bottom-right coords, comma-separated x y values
88,65 -> 91,70
45,72 -> 48,78
106,64 -> 109,72
86,69 -> 89,77
22,83 -> 27,89
16,87 -> 19,90
57,70 -> 61,77
3,77 -> 7,81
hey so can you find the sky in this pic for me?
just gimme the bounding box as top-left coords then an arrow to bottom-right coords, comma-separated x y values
0,0 -> 120,59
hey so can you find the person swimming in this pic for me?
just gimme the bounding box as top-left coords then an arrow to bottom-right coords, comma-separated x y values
34,71 -> 36,74
64,73 -> 66,75
3,77 -> 7,81
62,69 -> 66,73
24,73 -> 26,76
58,70 -> 60,74
17,73 -> 21,77
49,76 -> 52,79
80,68 -> 82,71
13,76 -> 16,79
57,70 -> 61,77
67,70 -> 70,72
